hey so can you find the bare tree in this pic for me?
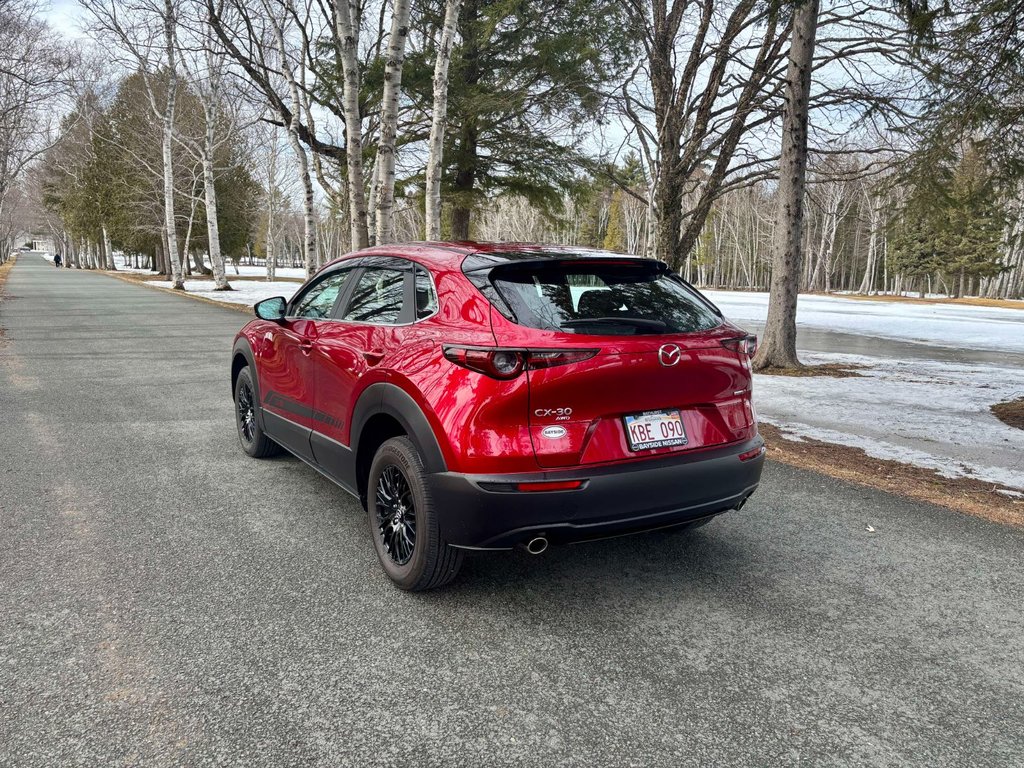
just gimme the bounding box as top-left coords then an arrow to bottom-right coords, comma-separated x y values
332,0 -> 369,250
0,0 -> 74,259
424,0 -> 463,240
754,0 -> 819,371
81,0 -> 188,288
373,0 -> 413,244
618,0 -> 790,269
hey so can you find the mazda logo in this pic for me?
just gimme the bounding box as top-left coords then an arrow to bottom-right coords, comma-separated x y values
658,344 -> 682,367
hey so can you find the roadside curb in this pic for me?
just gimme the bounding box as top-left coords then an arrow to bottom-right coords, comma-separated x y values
99,270 -> 254,316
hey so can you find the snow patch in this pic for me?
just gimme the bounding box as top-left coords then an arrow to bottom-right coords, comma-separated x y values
179,280 -> 299,306
705,290 -> 1024,354
755,353 -> 1024,490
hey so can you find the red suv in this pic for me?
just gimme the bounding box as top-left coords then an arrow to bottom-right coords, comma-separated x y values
231,243 -> 764,590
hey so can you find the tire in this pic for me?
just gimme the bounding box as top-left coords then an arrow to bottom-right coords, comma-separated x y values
368,436 -> 463,591
234,366 -> 281,458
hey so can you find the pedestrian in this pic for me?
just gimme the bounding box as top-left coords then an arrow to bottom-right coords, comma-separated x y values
53,253 -> 63,268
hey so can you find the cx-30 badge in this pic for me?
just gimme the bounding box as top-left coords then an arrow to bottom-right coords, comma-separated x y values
658,344 -> 682,367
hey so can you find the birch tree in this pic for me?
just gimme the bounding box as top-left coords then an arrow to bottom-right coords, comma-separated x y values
81,0 -> 187,288
424,0 -> 462,240
261,0 -> 317,275
373,0 -> 413,244
174,4 -> 244,289
333,0 -> 369,250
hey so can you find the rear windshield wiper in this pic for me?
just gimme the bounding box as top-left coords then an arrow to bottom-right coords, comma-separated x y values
560,317 -> 668,331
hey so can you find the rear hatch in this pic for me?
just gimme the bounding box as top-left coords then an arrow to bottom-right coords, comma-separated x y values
476,256 -> 756,468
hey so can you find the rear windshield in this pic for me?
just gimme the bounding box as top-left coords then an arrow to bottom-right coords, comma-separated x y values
482,260 -> 721,335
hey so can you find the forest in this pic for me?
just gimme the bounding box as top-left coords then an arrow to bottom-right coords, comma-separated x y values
1,0 -> 1023,303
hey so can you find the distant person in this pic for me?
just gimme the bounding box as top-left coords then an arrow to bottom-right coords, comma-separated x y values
53,253 -> 62,268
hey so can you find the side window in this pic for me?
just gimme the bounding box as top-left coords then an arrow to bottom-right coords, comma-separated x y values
342,267 -> 406,324
291,271 -> 350,319
414,265 -> 438,319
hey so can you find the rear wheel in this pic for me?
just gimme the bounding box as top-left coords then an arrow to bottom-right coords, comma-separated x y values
368,437 -> 463,591
234,367 -> 281,458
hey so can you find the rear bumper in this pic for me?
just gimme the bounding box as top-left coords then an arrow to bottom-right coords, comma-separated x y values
429,435 -> 765,549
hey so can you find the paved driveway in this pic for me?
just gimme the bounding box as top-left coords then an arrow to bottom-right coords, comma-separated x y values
1,256 -> 1022,766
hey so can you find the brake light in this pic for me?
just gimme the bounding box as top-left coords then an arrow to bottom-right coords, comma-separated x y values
722,335 -> 758,357
442,346 -> 525,379
443,346 -> 598,379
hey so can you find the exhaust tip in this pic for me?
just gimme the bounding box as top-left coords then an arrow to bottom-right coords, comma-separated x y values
525,536 -> 549,555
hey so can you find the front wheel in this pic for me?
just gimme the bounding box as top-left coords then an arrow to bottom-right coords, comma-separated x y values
234,366 -> 281,458
368,437 -> 463,591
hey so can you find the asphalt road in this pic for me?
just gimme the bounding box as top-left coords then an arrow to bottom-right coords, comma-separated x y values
2,255 -> 1022,767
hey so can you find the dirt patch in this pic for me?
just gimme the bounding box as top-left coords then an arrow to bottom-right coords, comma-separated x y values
991,398 -> 1024,430
759,423 -> 1024,527
815,292 -> 1024,311
0,255 -> 16,293
0,256 -> 16,346
756,363 -> 864,378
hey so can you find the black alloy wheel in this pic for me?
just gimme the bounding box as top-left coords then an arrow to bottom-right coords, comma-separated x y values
237,380 -> 257,445
375,465 -> 417,565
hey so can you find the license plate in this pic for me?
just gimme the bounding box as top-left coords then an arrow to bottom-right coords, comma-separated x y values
623,409 -> 688,451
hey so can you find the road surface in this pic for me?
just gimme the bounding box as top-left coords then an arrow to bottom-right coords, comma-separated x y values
2,255 -> 1022,766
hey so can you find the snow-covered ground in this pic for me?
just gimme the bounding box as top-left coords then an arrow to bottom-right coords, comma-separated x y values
705,290 -> 1024,355
754,353 -> 1024,491
179,279 -> 299,306
228,264 -> 306,280
112,254 -> 307,280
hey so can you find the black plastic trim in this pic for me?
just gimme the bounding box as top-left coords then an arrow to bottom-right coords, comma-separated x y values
262,410 -> 315,462
429,435 -> 765,549
351,382 -> 448,475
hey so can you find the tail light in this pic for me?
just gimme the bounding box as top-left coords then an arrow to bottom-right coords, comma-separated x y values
442,346 -> 598,380
722,335 -> 758,357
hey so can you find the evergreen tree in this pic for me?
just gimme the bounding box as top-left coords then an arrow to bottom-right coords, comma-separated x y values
890,145 -> 1006,292
409,0 -> 636,239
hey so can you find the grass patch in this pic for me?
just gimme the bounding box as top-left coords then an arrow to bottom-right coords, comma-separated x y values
756,363 -> 865,378
992,398 -> 1024,430
759,423 -> 1024,527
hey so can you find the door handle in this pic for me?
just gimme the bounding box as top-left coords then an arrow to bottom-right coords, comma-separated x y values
362,349 -> 385,365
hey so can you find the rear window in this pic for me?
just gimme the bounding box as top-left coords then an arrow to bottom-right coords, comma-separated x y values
483,260 -> 721,335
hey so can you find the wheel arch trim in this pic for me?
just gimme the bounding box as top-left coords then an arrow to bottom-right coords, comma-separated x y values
351,382 -> 449,475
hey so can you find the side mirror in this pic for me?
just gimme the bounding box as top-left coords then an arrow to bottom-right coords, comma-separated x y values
255,296 -> 287,323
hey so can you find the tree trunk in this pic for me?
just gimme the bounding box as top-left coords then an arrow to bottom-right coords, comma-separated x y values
202,148 -> 230,290
752,0 -> 818,371
425,0 -> 463,240
287,133 -> 317,278
333,0 -> 369,250
374,0 -> 413,244
102,225 -> 116,270
162,0 -> 183,289
450,0 -> 480,240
